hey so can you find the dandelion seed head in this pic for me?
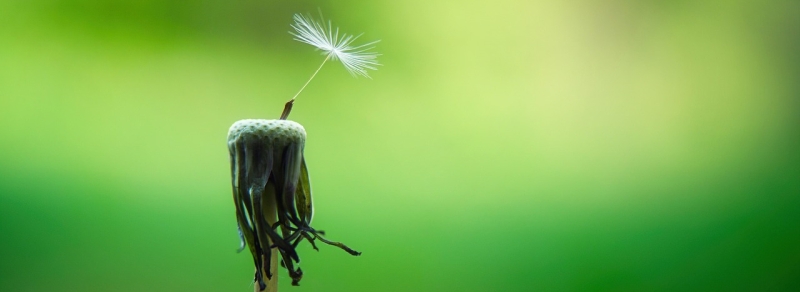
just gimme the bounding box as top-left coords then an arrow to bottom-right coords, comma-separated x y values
290,13 -> 381,78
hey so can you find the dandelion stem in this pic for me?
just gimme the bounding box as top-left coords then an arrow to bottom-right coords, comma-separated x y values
255,189 -> 280,292
280,54 -> 331,119
290,54 -> 331,102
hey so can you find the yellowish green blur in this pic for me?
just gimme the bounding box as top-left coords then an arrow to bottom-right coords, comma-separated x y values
1,1 -> 798,291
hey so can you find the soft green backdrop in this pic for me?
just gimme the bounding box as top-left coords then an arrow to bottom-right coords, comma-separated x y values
1,1 -> 798,291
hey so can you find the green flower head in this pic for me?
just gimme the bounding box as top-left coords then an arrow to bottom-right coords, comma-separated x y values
227,119 -> 360,290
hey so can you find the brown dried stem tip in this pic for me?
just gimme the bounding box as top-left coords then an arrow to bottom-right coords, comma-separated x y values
228,119 -> 361,291
279,100 -> 294,120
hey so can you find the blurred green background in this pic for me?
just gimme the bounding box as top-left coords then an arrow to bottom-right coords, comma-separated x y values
1,0 -> 799,291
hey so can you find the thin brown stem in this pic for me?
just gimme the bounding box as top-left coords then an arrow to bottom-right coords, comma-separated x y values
279,100 -> 294,120
255,189 -> 279,292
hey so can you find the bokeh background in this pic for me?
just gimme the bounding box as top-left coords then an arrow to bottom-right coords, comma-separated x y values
1,1 -> 799,291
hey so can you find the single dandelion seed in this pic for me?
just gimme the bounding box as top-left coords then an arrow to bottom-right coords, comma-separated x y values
287,13 -> 381,104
